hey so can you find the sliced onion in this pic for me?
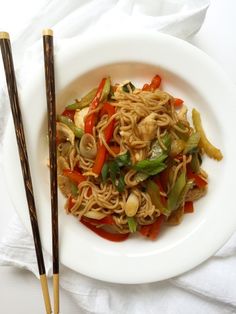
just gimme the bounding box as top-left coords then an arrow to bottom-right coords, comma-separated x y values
79,133 -> 97,159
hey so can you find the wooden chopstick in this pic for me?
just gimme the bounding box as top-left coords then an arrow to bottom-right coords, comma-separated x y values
42,29 -> 59,314
0,32 -> 52,314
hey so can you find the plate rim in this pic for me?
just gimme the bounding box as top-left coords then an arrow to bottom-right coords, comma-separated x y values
3,30 -> 236,284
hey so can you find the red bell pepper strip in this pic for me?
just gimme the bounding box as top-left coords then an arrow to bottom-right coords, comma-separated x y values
92,144 -> 107,175
187,169 -> 207,188
139,215 -> 165,240
142,75 -> 162,91
63,169 -> 86,185
84,78 -> 107,134
142,83 -> 150,91
149,75 -> 161,91
173,98 -> 184,108
82,215 -> 114,226
92,103 -> 116,175
109,145 -> 120,155
61,109 -> 76,121
67,195 -> 74,212
81,218 -> 129,242
184,201 -> 194,213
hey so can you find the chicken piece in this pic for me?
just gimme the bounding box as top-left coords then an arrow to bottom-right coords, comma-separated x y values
74,107 -> 89,130
57,122 -> 75,145
58,175 -> 71,197
57,156 -> 70,174
138,113 -> 158,141
185,186 -> 207,202
133,148 -> 148,162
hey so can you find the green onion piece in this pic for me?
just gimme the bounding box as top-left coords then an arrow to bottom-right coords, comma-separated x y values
150,141 -> 163,160
65,103 -> 79,110
57,115 -> 84,138
71,182 -> 78,197
101,151 -> 131,192
108,85 -> 115,100
134,153 -> 168,176
167,172 -> 186,212
122,82 -> 135,93
127,217 -> 137,233
117,176 -> 125,192
184,132 -> 200,154
146,180 -> 169,216
150,133 -> 171,160
162,133 -> 172,153
190,152 -> 200,173
109,161 -> 120,185
101,163 -> 109,182
176,179 -> 194,209
133,172 -> 149,183
115,151 -> 131,167
198,152 -> 202,165
101,77 -> 111,102
66,88 -> 97,110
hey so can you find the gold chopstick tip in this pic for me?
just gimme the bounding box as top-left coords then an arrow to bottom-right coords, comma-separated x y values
43,29 -> 53,36
40,274 -> 52,314
0,32 -> 9,39
53,274 -> 59,314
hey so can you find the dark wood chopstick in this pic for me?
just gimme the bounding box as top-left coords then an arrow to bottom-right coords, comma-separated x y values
0,32 -> 52,314
42,29 -> 59,314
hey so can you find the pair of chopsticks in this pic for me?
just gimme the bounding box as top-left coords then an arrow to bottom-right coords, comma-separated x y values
0,30 -> 59,313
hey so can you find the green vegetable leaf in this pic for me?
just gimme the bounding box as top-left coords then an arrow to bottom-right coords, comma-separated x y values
176,179 -> 195,209
109,161 -> 120,185
66,88 -> 97,110
149,141 -> 163,160
150,133 -> 171,160
184,132 -> 200,154
134,153 -> 168,176
167,172 -> 186,212
101,163 -> 109,182
57,115 -> 84,138
122,82 -> 135,93
101,153 -> 130,192
146,180 -> 169,216
133,172 -> 149,183
127,217 -> 137,233
190,152 -> 200,173
101,77 -> 111,102
117,176 -> 125,193
71,182 -> 78,197
162,133 -> 172,153
115,151 -> 131,167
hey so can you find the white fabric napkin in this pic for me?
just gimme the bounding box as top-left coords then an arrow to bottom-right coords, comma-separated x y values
2,1 -> 236,313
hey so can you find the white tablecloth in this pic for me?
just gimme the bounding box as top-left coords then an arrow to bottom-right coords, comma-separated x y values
0,0 -> 236,313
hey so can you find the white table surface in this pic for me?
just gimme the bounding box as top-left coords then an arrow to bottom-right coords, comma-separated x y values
0,0 -> 235,313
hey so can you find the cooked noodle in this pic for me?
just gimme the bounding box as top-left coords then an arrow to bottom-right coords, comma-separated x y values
56,75 -> 222,241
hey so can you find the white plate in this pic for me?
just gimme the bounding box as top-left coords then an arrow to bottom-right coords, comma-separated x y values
3,31 -> 236,284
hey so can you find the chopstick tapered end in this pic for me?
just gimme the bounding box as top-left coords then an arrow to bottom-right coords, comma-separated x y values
0,32 -> 9,39
53,273 -> 60,314
43,29 -> 53,36
40,274 -> 52,314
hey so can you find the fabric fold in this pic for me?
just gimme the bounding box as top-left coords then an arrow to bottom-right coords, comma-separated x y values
2,1 -> 235,314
